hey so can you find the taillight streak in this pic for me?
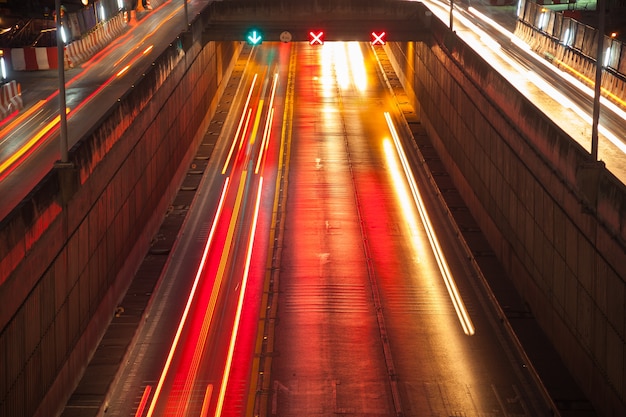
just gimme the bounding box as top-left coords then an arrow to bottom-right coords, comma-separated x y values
255,108 -> 274,174
223,74 -> 258,174
255,74 -> 279,174
144,177 -> 231,417
0,107 -> 69,179
214,176 -> 264,417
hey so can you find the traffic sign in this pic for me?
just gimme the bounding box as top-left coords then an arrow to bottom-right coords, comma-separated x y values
247,30 -> 263,45
371,31 -> 386,45
280,31 -> 292,43
309,31 -> 324,46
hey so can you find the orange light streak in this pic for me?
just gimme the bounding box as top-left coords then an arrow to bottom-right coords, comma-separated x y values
222,74 -> 258,174
214,176 -> 264,417
255,107 -> 274,174
0,100 -> 46,141
248,99 -> 265,146
238,108 -> 253,152
199,384 -> 214,417
0,107 -> 69,178
145,177 -> 231,417
133,385 -> 153,417
82,1 -> 175,71
0,109 -> 19,128
254,73 -> 279,174
384,112 -> 475,336
117,65 -> 131,77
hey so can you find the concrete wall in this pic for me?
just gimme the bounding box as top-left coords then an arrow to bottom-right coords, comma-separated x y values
385,18 -> 626,417
0,16 -> 243,417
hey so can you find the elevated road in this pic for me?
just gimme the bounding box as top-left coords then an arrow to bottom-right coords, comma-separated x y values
203,0 -> 433,41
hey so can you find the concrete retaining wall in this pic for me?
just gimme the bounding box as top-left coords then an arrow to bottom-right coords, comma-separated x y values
385,18 -> 626,417
0,16 -> 243,417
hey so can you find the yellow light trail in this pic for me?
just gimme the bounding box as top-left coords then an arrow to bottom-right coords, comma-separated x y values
223,74 -> 258,174
0,100 -> 46,141
145,177 -> 231,417
0,107 -> 69,176
384,112 -> 475,336
214,176 -> 264,417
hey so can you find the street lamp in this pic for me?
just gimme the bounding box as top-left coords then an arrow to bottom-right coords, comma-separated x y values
591,0 -> 606,161
183,0 -> 188,31
55,0 -> 69,164
0,50 -> 7,83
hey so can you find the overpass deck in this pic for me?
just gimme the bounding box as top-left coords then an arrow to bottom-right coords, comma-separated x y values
203,0 -> 433,41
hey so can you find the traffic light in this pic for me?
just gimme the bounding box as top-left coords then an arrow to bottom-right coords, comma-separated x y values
371,31 -> 386,45
246,29 -> 263,45
309,30 -> 324,46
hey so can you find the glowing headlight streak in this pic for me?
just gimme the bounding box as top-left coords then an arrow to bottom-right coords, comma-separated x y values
117,46 -> 153,78
255,108 -> 274,174
0,53 -> 6,80
384,112 -> 475,336
333,43 -> 351,89
145,177 -> 231,417
468,6 -> 626,127
0,100 -> 45,141
249,99 -> 265,146
320,44 -> 335,97
383,141 -> 424,254
116,64 -> 130,77
0,107 -> 69,179
255,74 -> 279,174
223,74 -> 258,174
214,176 -> 264,417
347,42 -> 367,92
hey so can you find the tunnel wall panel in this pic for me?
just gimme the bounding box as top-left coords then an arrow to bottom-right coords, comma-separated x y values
0,21 -> 242,417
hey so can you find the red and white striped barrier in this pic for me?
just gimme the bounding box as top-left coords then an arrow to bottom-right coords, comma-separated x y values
65,13 -> 128,68
0,80 -> 23,120
9,47 -> 59,71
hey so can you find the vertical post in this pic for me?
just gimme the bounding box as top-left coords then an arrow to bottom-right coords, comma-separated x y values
55,0 -> 69,163
183,0 -> 188,31
591,0 -> 605,161
449,0 -> 454,31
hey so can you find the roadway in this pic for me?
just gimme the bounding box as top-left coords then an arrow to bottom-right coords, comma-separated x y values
96,39 -> 572,417
0,0 -> 211,220
264,40 -> 556,416
427,0 -> 626,181
2,1 -> 611,416
98,42 -> 290,417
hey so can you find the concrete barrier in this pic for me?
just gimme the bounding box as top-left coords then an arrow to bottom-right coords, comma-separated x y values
0,80 -> 23,119
9,46 -> 59,70
514,20 -> 626,108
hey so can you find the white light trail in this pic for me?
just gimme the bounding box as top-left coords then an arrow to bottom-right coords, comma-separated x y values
223,74 -> 258,174
145,177 -> 231,417
384,112 -> 475,336
214,176 -> 264,416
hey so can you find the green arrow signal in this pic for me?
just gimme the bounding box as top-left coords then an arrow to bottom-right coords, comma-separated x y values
247,30 -> 262,45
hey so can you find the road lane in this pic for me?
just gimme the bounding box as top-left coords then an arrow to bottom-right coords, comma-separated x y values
0,0 -> 211,219
267,41 -> 555,416
101,43 -> 288,417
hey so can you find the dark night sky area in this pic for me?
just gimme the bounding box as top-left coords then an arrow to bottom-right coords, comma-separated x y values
1,0 -> 85,19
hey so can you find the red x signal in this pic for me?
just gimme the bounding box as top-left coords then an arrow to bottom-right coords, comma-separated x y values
371,31 -> 386,45
309,31 -> 324,45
